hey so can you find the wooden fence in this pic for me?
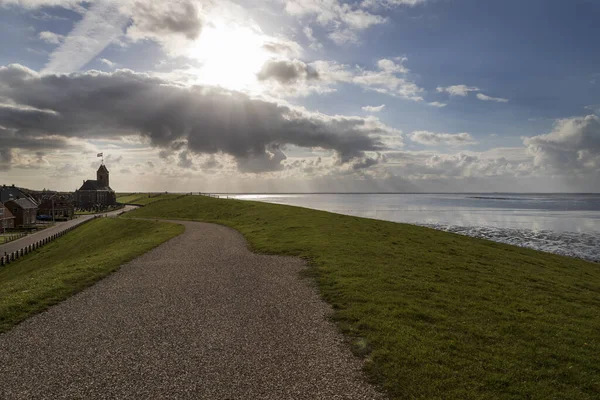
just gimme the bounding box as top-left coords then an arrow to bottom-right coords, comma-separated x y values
0,215 -> 101,267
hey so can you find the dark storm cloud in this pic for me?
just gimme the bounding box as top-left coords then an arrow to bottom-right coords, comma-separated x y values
0,64 -> 385,172
0,134 -> 70,151
0,147 -> 11,171
257,59 -> 319,84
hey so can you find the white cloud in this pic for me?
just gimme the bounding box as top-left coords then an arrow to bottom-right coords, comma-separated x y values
328,28 -> 359,45
99,58 -> 115,68
428,101 -> 447,108
476,93 -> 509,103
0,0 -> 86,12
524,114 -> 600,172
362,104 -> 386,112
38,31 -> 64,45
436,84 -> 480,96
303,26 -> 323,50
409,131 -> 477,146
362,0 -> 428,8
42,0 -> 129,75
268,58 -> 424,101
281,0 -> 386,45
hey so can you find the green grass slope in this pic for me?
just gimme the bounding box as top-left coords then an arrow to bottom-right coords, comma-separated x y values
0,218 -> 184,333
117,193 -> 182,205
128,195 -> 600,400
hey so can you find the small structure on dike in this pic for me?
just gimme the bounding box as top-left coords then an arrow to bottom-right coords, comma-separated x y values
74,164 -> 116,209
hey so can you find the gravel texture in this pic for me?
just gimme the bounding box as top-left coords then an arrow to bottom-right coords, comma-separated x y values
0,221 -> 385,399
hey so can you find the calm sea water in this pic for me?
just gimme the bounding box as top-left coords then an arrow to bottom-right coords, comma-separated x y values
228,193 -> 600,262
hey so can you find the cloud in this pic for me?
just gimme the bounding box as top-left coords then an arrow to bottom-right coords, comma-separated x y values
281,0 -> 386,45
311,58 -> 424,101
42,0 -> 129,74
303,26 -> 323,50
261,38 -> 303,58
0,0 -> 85,12
125,0 -> 202,43
0,64 -> 391,173
437,85 -> 508,104
0,147 -> 11,171
100,58 -> 116,68
352,153 -> 384,170
259,57 -> 423,100
38,31 -> 65,45
409,131 -> 477,146
476,93 -> 508,103
257,59 -> 319,84
177,150 -> 194,169
281,0 -> 425,46
362,104 -> 385,112
585,104 -> 600,114
362,0 -> 427,8
428,101 -> 447,108
436,85 -> 480,96
524,114 -> 600,172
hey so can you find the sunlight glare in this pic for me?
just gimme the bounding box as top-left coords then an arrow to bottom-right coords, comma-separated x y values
189,22 -> 270,91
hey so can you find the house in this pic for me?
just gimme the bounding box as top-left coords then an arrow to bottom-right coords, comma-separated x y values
0,184 -> 37,204
37,195 -> 75,220
74,164 -> 116,209
5,197 -> 38,227
0,203 -> 15,231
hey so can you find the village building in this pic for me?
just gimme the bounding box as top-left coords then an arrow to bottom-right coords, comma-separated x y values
37,195 -> 75,220
74,164 -> 116,209
0,184 -> 37,204
5,197 -> 38,227
0,203 -> 16,231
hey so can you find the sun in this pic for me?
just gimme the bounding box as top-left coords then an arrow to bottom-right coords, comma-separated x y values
188,21 -> 271,92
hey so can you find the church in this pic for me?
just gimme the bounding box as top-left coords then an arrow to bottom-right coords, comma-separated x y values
74,164 -> 116,209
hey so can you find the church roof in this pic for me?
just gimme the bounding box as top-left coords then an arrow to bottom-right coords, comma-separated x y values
79,180 -> 113,191
97,164 -> 109,174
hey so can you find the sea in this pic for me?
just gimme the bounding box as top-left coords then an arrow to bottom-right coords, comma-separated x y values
226,193 -> 600,263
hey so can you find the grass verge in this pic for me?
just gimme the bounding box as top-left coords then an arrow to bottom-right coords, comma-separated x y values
0,218 -> 184,333
117,193 -> 182,205
128,195 -> 600,400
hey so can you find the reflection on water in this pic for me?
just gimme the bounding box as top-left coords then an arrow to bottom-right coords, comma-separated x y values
230,193 -> 600,262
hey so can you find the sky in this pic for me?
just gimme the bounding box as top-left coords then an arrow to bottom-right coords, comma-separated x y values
0,0 -> 599,193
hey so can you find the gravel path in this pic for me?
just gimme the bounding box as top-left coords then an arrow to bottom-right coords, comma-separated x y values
0,221 -> 384,399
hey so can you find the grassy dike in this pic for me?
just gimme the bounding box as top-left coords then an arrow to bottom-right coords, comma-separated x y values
128,195 -> 600,400
116,193 -> 183,205
0,218 -> 184,333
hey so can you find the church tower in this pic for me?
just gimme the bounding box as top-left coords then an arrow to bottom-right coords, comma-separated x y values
97,164 -> 110,188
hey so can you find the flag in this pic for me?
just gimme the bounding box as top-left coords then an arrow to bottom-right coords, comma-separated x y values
97,153 -> 103,157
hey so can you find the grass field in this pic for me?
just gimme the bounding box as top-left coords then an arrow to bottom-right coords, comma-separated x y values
0,218 -> 184,333
116,193 -> 183,205
128,196 -> 600,400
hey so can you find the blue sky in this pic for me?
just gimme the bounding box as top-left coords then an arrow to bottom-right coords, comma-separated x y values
0,0 -> 599,192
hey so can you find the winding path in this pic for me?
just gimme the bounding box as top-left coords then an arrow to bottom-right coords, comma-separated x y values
0,221 -> 384,399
